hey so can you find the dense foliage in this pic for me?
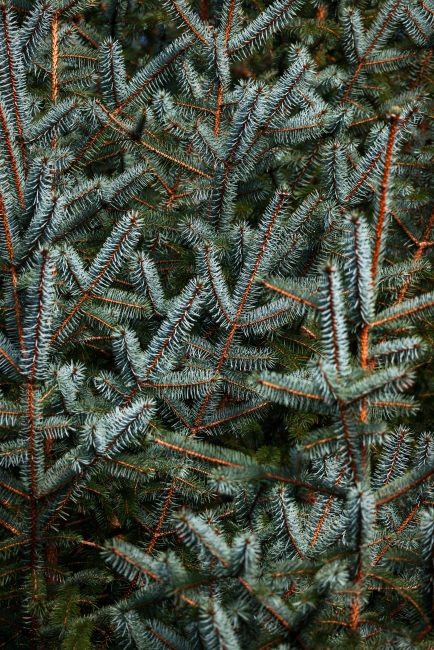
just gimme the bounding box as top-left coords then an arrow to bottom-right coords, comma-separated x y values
0,0 -> 434,647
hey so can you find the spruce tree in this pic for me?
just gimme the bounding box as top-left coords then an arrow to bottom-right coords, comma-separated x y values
0,0 -> 434,648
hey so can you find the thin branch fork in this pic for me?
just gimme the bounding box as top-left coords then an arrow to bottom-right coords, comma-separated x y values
393,206 -> 434,303
49,213 -> 139,345
95,101 -> 211,179
192,194 -> 288,429
340,0 -> 404,104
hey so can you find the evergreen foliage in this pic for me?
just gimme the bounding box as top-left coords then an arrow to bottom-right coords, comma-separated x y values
0,0 -> 433,647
